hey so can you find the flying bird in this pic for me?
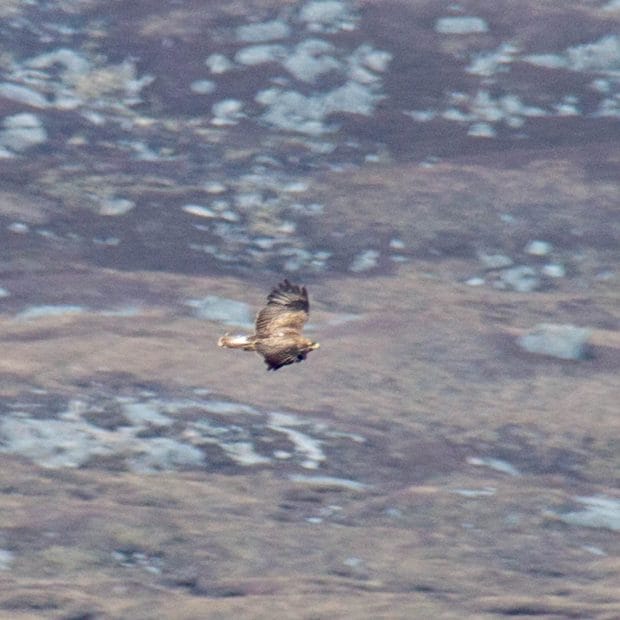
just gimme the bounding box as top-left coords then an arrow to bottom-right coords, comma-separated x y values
217,280 -> 320,371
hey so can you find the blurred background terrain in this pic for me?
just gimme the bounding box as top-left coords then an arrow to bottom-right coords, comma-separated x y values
0,1 -> 618,617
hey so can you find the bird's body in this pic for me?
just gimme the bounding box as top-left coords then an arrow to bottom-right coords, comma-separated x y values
217,280 -> 319,370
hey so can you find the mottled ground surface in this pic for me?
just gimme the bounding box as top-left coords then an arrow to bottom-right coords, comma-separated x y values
0,1 -> 619,619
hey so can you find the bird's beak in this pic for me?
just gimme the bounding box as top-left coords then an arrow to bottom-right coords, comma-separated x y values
312,342 -> 320,350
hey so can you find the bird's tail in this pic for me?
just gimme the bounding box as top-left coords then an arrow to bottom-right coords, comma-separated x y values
217,333 -> 256,350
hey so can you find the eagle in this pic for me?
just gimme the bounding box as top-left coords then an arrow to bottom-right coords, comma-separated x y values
217,280 -> 320,371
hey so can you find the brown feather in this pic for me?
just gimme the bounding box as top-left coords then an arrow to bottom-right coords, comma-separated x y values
255,279 -> 309,337
217,280 -> 319,371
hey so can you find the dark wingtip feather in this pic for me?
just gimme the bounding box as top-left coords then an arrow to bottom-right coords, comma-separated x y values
266,280 -> 308,308
278,279 -> 301,294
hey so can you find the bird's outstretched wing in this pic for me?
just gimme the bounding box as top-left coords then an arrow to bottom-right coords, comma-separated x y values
255,279 -> 309,337
261,344 -> 307,371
